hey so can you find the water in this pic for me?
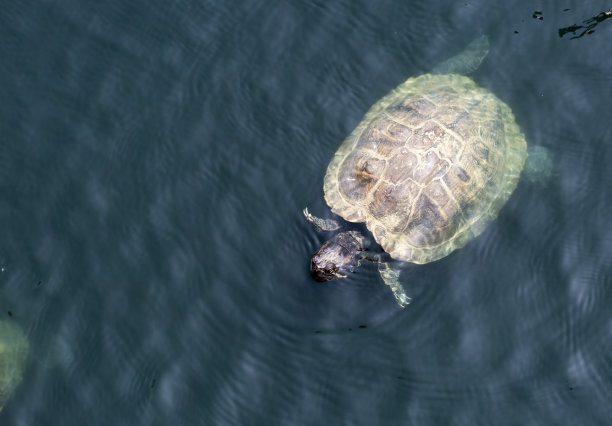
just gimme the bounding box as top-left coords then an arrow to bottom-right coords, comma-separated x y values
1,0 -> 611,424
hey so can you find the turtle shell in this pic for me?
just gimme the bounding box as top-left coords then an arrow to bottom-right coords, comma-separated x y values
0,321 -> 28,412
324,74 -> 527,264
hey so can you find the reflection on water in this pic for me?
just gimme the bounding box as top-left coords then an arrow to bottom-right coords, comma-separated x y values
558,8 -> 612,39
1,0 -> 612,424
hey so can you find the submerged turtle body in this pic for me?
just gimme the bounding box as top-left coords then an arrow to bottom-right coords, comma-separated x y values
0,320 -> 28,412
324,73 -> 527,264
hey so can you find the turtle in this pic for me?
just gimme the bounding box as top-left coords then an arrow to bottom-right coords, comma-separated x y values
304,35 -> 550,307
0,320 -> 29,412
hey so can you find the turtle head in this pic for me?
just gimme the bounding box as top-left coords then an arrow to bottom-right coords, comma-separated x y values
310,255 -> 340,281
310,231 -> 366,282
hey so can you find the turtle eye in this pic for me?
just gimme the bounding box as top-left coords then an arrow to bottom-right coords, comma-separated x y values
326,265 -> 338,276
310,259 -> 338,282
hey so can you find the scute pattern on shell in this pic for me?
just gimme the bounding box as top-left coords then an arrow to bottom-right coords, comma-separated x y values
324,74 -> 527,264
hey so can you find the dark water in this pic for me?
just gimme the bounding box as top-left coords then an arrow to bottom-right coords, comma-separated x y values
1,0 -> 611,424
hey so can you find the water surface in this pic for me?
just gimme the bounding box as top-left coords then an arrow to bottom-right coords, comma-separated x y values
1,0 -> 611,424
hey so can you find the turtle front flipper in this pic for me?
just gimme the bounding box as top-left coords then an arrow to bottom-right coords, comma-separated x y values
378,263 -> 411,308
358,253 -> 410,307
303,207 -> 342,232
431,35 -> 490,75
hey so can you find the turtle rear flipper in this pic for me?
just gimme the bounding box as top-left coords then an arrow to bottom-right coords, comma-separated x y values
431,35 -> 490,75
523,146 -> 553,185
